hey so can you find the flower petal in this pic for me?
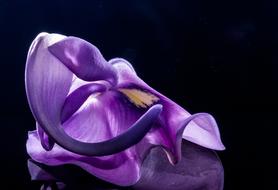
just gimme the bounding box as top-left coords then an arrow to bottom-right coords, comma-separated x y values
25,32 -> 73,150
110,58 -> 225,164
181,113 -> 225,151
48,36 -> 118,85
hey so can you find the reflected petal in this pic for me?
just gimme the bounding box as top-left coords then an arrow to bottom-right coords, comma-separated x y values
25,32 -> 73,151
133,140 -> 224,190
27,159 -> 122,190
27,159 -> 56,181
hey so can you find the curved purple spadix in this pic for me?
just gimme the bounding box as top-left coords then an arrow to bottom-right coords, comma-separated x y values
45,104 -> 162,156
26,32 -> 225,187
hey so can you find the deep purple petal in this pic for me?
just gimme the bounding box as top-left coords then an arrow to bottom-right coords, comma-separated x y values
48,37 -> 118,85
133,140 -> 224,190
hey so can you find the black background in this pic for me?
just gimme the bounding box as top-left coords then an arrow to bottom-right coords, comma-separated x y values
0,0 -> 277,189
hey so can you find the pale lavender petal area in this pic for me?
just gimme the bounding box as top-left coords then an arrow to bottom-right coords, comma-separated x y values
48,36 -> 118,85
25,32 -> 73,150
60,82 -> 108,123
133,140 -> 224,190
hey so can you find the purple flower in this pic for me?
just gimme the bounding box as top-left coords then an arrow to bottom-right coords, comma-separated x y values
25,33 -> 225,187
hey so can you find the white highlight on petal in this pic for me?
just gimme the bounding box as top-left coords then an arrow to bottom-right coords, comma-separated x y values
87,94 -> 99,104
75,93 -> 101,115
45,33 -> 66,46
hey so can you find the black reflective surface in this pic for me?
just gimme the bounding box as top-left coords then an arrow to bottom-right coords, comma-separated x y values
0,0 -> 277,189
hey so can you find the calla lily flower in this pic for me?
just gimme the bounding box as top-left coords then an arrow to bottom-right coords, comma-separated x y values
25,32 -> 225,187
